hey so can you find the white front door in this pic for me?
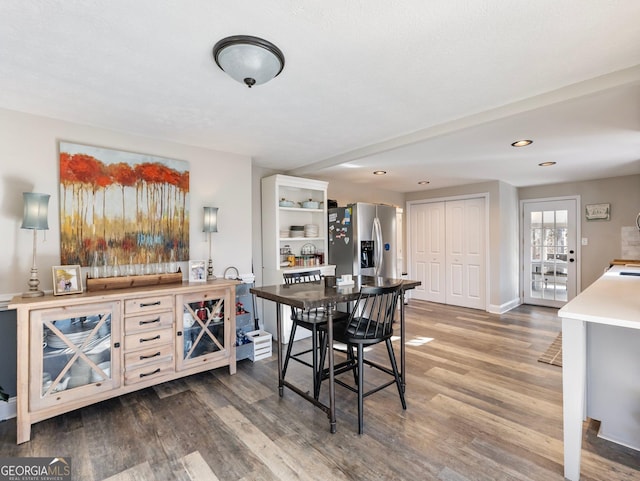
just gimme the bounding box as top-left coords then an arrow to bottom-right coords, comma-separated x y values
522,198 -> 578,308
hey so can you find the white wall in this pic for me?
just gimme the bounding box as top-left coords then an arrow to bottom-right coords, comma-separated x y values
519,174 -> 640,289
0,108 -> 253,299
0,107 -> 253,398
326,178 -> 405,208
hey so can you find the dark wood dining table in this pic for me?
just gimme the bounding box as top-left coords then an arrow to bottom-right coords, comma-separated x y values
250,275 -> 421,433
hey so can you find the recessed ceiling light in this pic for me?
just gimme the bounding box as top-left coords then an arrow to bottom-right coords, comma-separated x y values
417,180 -> 430,185
511,139 -> 533,147
538,161 -> 556,167
373,170 -> 387,175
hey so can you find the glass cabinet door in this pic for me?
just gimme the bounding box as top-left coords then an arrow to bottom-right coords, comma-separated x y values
29,302 -> 121,410
177,290 -> 229,370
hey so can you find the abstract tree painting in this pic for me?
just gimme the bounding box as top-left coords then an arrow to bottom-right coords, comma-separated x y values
59,142 -> 189,267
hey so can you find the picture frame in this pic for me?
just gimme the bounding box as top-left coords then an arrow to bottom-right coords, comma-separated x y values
52,265 -> 83,295
188,260 -> 206,282
585,203 -> 610,221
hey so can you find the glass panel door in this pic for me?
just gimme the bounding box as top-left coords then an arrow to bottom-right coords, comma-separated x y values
30,302 -> 120,410
177,290 -> 228,369
523,199 -> 578,307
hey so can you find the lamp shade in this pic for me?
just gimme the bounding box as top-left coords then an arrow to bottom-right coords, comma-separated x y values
203,207 -> 218,233
213,35 -> 284,88
21,192 -> 50,230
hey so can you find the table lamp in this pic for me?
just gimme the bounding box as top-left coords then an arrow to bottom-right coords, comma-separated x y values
21,192 -> 50,297
203,206 -> 218,280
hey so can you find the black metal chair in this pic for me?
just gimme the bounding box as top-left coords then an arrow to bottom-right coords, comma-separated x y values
319,283 -> 406,434
282,270 -> 347,400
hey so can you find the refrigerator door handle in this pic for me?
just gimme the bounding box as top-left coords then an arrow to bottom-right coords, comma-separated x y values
373,216 -> 383,277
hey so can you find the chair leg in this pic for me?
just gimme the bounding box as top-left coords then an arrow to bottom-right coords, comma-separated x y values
348,345 -> 358,386
357,343 -> 365,434
282,321 -> 298,379
318,330 -> 328,383
385,338 -> 406,410
311,324 -> 319,399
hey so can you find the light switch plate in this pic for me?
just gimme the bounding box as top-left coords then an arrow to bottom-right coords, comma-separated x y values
581,237 -> 588,246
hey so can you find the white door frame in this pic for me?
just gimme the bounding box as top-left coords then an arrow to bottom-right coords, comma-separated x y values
519,195 -> 581,305
407,193 -> 490,310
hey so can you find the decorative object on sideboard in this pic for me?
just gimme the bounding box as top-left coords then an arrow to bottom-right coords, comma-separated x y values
52,265 -> 83,295
189,259 -> 207,283
203,206 -> 218,280
21,192 -> 50,298
212,35 -> 285,88
86,269 -> 182,291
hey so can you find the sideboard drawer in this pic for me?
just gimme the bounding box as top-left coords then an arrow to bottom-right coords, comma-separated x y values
124,344 -> 174,370
124,311 -> 174,334
124,296 -> 173,315
124,358 -> 174,385
124,327 -> 173,351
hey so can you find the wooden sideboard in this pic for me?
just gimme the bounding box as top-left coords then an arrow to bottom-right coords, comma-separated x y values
9,279 -> 238,444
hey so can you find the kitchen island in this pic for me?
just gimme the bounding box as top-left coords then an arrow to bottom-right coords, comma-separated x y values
558,264 -> 640,480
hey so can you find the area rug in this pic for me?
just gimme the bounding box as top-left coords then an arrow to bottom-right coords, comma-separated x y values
538,333 -> 562,367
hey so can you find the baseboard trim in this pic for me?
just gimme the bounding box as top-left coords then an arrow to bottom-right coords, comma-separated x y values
488,298 -> 521,314
0,396 -> 17,421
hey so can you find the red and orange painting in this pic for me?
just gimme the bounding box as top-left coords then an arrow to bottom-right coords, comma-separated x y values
59,142 -> 189,267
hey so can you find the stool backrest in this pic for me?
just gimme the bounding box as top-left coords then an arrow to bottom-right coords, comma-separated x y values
345,283 -> 402,340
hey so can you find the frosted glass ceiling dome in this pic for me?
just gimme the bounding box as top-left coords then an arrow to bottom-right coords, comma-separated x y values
212,35 -> 285,88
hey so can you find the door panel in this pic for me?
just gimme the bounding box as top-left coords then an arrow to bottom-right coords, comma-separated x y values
410,198 -> 485,309
410,202 -> 446,303
445,198 -> 486,309
523,199 -> 577,307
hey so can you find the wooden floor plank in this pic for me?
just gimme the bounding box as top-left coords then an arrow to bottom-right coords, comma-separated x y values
179,451 -> 220,481
0,301 -> 638,481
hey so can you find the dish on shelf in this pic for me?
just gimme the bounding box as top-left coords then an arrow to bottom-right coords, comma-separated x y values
299,200 -> 322,209
304,224 -> 319,237
289,225 -> 304,237
279,199 -> 295,207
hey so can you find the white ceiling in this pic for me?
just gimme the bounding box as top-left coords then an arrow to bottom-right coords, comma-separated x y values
1,1 -> 640,192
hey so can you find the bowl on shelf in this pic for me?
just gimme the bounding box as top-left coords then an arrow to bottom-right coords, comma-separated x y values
290,225 -> 304,237
299,200 -> 322,209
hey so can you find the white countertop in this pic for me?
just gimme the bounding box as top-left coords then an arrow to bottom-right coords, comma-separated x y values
558,265 -> 640,329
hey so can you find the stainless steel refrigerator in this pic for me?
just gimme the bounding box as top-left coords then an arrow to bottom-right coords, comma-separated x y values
328,203 -> 397,278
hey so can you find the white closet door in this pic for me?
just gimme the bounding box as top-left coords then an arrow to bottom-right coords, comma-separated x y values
445,198 -> 485,309
410,201 -> 446,303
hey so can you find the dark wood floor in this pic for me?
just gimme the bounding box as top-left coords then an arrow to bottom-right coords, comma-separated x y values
1,300 -> 639,480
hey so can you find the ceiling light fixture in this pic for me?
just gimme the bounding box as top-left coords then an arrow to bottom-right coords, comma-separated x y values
212,35 -> 285,88
373,170 -> 387,175
511,139 -> 533,147
538,161 -> 556,167
417,181 -> 430,185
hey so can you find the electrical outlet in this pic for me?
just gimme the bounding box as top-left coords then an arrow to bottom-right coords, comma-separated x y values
581,237 -> 588,246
